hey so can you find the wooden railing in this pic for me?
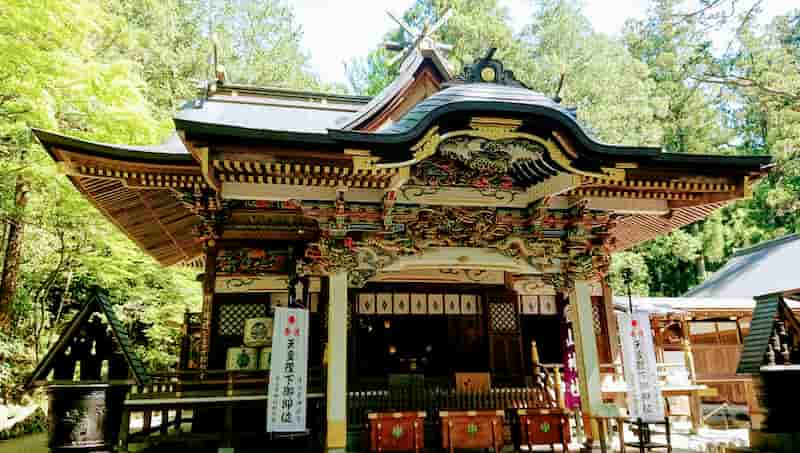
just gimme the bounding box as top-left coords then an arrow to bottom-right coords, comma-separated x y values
347,386 -> 555,429
127,369 -> 271,400
128,368 -> 323,400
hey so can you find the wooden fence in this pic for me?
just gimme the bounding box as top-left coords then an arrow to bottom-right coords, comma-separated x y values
347,386 -> 553,429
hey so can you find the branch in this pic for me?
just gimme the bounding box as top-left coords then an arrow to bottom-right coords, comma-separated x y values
693,74 -> 800,102
674,0 -> 729,21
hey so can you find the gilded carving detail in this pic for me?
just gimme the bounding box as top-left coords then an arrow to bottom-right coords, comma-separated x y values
410,126 -> 441,162
404,117 -> 620,200
304,238 -> 419,287
405,207 -> 513,248
412,136 -> 548,190
216,248 -> 289,275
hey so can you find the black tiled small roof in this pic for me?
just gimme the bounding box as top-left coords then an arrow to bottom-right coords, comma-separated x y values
27,290 -> 150,387
685,234 -> 800,299
174,86 -> 366,136
737,293 -> 783,374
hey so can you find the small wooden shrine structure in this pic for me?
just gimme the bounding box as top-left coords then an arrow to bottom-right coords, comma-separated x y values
732,291 -> 800,453
612,234 -> 800,424
34,36 -> 770,452
26,289 -> 149,451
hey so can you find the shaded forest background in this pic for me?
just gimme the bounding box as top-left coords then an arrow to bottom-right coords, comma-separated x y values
0,0 -> 798,401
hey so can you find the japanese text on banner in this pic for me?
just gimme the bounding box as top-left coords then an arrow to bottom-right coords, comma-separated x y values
618,310 -> 665,422
267,307 -> 309,432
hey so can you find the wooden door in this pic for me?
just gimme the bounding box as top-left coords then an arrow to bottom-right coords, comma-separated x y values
486,289 -> 524,385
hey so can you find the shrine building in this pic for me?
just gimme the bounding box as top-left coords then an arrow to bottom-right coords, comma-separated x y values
33,40 -> 770,452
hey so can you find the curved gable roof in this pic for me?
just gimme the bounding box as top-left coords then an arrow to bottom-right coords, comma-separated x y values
329,83 -> 658,156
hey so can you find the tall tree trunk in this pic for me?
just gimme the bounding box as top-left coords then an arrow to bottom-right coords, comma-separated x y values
695,254 -> 706,280
0,175 -> 28,332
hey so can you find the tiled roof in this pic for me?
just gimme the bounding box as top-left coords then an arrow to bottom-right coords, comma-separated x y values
685,234 -> 800,298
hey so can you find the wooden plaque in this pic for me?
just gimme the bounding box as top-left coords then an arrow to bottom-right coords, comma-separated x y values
377,293 -> 393,314
428,294 -> 444,314
410,294 -> 427,314
393,293 -> 410,314
455,372 -> 490,392
359,293 -> 376,314
445,294 -> 461,315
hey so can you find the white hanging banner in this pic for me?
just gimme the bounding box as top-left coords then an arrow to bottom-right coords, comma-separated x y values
618,310 -> 665,422
267,307 -> 309,432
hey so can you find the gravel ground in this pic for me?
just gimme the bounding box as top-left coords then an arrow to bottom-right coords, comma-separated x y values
0,426 -> 750,453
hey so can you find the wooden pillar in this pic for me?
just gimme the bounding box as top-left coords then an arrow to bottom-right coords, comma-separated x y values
602,279 -> 620,364
200,241 -> 218,371
681,315 -> 703,431
118,408 -> 130,452
570,280 -> 604,443
326,272 -> 348,452
570,280 -> 604,414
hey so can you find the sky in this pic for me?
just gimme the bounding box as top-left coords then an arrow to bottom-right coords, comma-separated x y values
291,0 -> 797,88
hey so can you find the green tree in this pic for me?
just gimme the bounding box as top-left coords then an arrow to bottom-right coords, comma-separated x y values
623,0 -> 734,154
0,0 -> 329,399
517,0 -> 664,145
208,0 -> 321,89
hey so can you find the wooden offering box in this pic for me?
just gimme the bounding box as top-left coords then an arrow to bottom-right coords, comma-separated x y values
516,407 -> 570,452
440,410 -> 504,453
368,411 -> 426,453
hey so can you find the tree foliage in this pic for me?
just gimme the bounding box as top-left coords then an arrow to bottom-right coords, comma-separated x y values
0,0 -> 318,402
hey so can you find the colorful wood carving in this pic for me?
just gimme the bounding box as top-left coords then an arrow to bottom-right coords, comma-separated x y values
299,203 -> 612,287
216,248 -> 288,275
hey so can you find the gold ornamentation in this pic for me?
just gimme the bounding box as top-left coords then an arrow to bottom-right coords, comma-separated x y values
195,146 -> 221,191
601,167 -> 626,181
551,130 -> 625,181
405,207 -> 514,248
411,126 -> 441,162
480,67 -> 497,82
405,118 -> 622,186
345,149 -> 382,171
468,117 -> 523,140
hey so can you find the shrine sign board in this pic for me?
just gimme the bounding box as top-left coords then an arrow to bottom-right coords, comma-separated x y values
267,307 -> 309,432
618,311 -> 665,422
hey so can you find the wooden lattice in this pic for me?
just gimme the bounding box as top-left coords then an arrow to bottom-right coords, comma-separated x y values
489,301 -> 519,333
217,303 -> 268,336
592,302 -> 603,334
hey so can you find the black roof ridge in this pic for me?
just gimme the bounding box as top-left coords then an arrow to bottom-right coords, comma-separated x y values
207,93 -> 362,113
731,233 -> 800,258
214,81 -> 371,104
